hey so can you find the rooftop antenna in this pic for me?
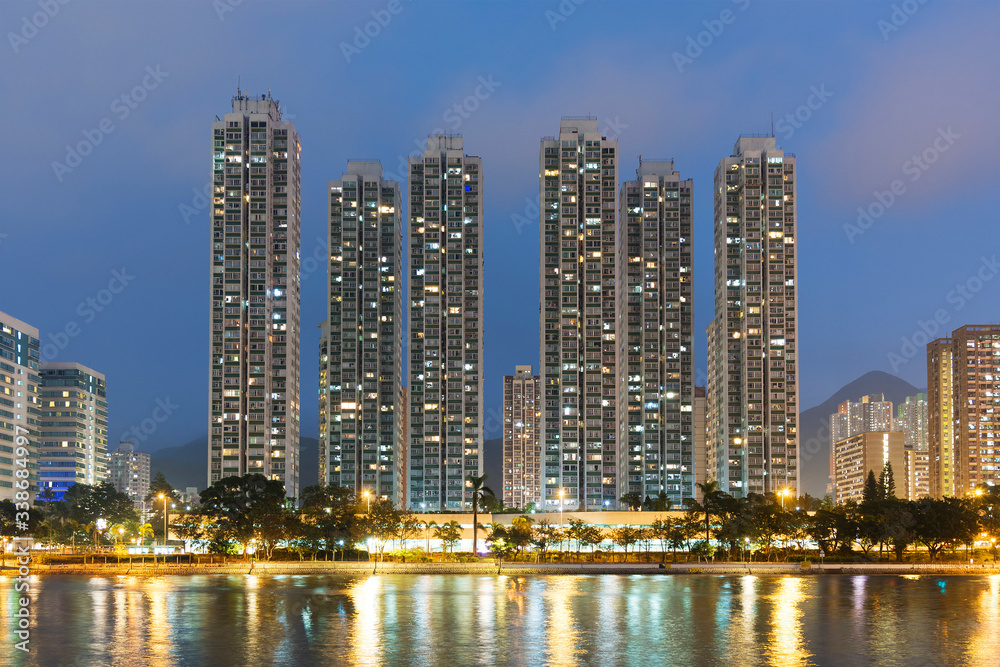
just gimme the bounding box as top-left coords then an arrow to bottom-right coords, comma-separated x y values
770,111 -> 774,138
237,76 -> 240,97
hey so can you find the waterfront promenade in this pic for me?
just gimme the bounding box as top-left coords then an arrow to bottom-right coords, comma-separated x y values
11,560 -> 1000,577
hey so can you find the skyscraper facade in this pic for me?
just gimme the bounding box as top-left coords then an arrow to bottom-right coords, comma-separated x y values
833,431 -> 905,504
407,135 -> 483,510
37,362 -> 107,501
108,440 -> 150,509
208,92 -> 301,498
927,337 -> 955,498
707,136 -> 799,497
0,311 -> 40,504
831,394 -> 894,443
928,325 -> 1000,496
895,393 -> 928,451
539,118 -> 619,510
320,162 -> 403,507
619,160 -> 694,507
502,365 -> 541,510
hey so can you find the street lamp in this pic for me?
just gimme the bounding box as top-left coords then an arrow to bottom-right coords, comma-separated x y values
363,490 -> 371,513
117,527 -> 124,548
558,488 -> 565,528
778,488 -> 791,510
158,493 -> 168,548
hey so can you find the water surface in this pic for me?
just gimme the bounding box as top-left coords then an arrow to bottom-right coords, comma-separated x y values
2,573 -> 997,666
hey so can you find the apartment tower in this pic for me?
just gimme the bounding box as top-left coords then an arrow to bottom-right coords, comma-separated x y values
407,135 -> 483,510
707,136 -> 799,497
37,362 -> 107,500
108,440 -> 150,509
320,162 -> 403,507
0,311 -> 40,504
502,365 -> 541,509
539,117 -> 619,510
208,92 -> 301,498
928,325 -> 1000,496
619,160 -> 695,507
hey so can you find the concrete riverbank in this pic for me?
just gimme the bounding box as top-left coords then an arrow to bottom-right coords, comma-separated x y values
9,561 -> 1000,577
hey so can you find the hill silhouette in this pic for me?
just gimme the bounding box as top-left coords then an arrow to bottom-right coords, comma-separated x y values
799,370 -> 923,497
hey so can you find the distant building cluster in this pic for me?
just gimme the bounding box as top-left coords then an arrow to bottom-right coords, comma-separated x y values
831,328 -> 1000,504
108,440 -> 150,509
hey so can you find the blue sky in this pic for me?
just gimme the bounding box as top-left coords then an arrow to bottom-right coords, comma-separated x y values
1,0 -> 996,459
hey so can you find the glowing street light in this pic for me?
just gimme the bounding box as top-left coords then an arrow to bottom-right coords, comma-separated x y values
158,493 -> 168,547
558,488 -> 565,527
363,490 -> 371,513
778,488 -> 792,510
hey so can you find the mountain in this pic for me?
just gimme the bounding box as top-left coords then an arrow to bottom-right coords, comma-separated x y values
798,370 -> 923,498
149,435 -> 319,493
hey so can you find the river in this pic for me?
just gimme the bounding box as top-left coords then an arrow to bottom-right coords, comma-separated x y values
2,573 -> 998,665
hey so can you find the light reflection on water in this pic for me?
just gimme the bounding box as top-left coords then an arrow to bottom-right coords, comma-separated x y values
2,573 -> 998,666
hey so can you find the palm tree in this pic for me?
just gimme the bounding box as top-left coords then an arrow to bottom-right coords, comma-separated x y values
466,474 -> 496,556
696,480 -> 722,544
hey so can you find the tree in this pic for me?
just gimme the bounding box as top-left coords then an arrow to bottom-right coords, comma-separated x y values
485,523 -> 515,564
300,484 -> 356,559
566,518 -> 588,561
467,474 -> 496,556
862,471 -> 881,505
610,525 -> 641,562
580,525 -> 605,560
395,510 -> 422,560
434,520 -> 462,555
354,499 -> 402,563
619,492 -> 642,511
146,472 -> 181,540
912,497 -> 977,562
693,480 -> 726,545
507,517 -> 534,557
62,482 -> 140,526
531,520 -> 563,560
199,474 -> 287,558
880,462 -> 897,499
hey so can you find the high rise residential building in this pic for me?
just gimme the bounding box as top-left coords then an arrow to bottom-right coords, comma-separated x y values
539,118 -> 619,510
619,160 -> 694,507
833,431 -> 905,504
0,311 -> 40,504
407,135 -> 483,510
928,325 -> 1000,496
706,136 -> 799,497
693,386 -> 708,497
37,362 -> 107,501
904,448 -> 930,500
927,337 -> 955,498
502,365 -> 541,510
319,162 -> 404,507
208,92 -> 301,499
108,440 -> 150,508
831,394 -> 895,443
895,393 -> 928,451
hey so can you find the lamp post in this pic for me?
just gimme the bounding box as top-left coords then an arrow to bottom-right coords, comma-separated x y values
778,488 -> 791,511
117,527 -> 124,548
158,493 -> 168,549
558,488 -> 565,528
363,490 -> 371,513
